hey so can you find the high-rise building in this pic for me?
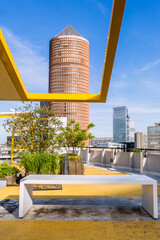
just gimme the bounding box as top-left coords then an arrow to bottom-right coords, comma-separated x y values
135,132 -> 148,149
49,25 -> 89,134
148,123 -> 160,149
113,106 -> 135,143
129,119 -> 135,142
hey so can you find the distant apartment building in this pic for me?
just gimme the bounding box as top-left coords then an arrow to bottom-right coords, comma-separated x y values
135,132 -> 148,149
0,144 -> 11,155
96,142 -> 125,148
148,123 -> 160,149
113,106 -> 135,143
89,137 -> 112,146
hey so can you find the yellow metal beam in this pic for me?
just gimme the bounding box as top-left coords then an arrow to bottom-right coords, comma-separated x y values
27,93 -> 101,103
0,0 -> 126,103
100,0 -> 126,102
0,29 -> 28,101
0,115 -> 13,118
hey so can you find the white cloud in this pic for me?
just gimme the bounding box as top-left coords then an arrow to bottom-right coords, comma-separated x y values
87,0 -> 107,15
1,27 -> 48,93
134,59 -> 160,75
90,103 -> 160,118
119,59 -> 160,80
90,108 -> 111,115
0,121 -> 10,144
121,74 -> 127,79
129,107 -> 160,114
141,79 -> 160,95
107,96 -> 128,106
111,80 -> 128,89
95,1 -> 106,14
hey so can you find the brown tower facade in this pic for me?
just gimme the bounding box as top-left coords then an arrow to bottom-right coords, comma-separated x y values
49,25 -> 89,141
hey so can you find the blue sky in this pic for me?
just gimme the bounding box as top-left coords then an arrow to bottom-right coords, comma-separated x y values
0,0 -> 160,143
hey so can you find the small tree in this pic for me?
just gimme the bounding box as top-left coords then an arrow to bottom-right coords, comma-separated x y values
3,102 -> 63,155
58,120 -> 95,154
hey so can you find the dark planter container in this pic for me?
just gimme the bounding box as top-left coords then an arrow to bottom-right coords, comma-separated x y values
0,175 -> 17,185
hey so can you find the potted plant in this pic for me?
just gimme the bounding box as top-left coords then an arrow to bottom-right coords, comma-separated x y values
0,162 -> 19,185
59,153 -> 84,175
58,120 -> 95,175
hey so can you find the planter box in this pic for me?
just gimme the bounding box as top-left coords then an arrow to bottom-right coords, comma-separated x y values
0,175 -> 17,185
25,172 -> 62,190
68,158 -> 84,175
61,156 -> 84,175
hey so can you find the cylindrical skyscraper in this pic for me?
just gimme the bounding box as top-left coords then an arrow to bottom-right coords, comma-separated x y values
49,25 -> 89,138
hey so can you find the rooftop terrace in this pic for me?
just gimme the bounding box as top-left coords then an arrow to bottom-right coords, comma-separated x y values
0,165 -> 160,239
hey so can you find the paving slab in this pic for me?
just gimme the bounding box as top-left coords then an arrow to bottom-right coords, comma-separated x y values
0,197 -> 160,221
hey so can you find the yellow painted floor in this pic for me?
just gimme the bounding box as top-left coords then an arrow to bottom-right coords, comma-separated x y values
84,166 -> 125,175
0,183 -> 145,199
0,165 -> 160,240
0,221 -> 160,240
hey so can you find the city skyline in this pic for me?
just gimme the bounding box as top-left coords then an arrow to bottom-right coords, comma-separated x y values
0,0 -> 160,142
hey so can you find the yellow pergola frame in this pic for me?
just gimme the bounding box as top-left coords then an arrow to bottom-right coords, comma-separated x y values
0,0 -> 126,103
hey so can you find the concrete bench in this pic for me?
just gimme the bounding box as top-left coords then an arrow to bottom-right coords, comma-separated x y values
19,174 -> 158,218
0,180 -> 6,199
0,180 -> 6,189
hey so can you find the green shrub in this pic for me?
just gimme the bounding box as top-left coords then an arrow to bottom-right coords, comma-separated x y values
0,162 -> 19,178
21,151 -> 60,174
129,149 -> 141,152
59,153 -> 80,162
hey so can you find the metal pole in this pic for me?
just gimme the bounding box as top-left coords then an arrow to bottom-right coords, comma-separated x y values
64,154 -> 69,175
11,128 -> 14,164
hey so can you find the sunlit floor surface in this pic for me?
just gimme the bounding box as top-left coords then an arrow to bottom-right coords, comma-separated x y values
0,165 -> 160,240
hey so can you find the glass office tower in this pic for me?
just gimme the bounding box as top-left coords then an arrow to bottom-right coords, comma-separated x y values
113,106 -> 135,143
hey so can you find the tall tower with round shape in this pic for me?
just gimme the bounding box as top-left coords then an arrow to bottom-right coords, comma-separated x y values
49,25 -> 89,142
